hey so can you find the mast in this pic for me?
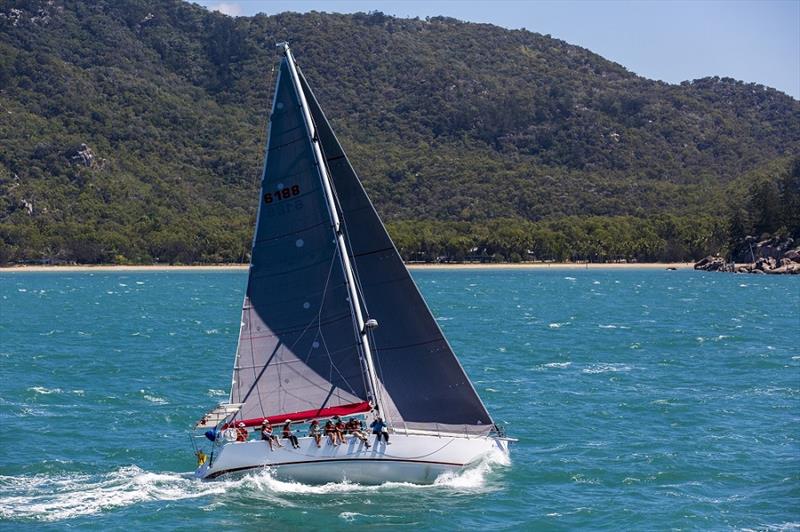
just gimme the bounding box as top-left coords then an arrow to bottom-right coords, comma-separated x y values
277,42 -> 383,417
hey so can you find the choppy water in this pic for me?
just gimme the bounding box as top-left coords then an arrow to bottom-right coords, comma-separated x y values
0,269 -> 798,530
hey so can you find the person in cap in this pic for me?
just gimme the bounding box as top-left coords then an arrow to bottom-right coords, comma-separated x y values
235,422 -> 249,442
282,419 -> 300,449
260,420 -> 282,451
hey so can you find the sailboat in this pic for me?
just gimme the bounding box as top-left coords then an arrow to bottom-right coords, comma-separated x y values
192,43 -> 513,484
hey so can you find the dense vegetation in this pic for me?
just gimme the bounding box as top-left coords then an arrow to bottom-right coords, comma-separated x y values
1,0 -> 798,264
726,157 -> 800,259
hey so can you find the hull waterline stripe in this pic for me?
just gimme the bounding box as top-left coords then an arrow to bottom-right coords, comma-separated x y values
204,457 -> 466,479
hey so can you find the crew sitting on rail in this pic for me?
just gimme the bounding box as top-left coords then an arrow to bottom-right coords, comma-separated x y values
324,419 -> 342,445
260,420 -> 282,451
370,417 -> 390,444
282,420 -> 300,449
334,416 -> 347,442
235,422 -> 249,442
308,419 -> 322,448
346,417 -> 371,448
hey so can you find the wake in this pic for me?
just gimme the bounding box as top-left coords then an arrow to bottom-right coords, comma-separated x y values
0,449 -> 510,521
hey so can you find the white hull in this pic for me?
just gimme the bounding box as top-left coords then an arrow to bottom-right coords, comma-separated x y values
197,433 -> 508,484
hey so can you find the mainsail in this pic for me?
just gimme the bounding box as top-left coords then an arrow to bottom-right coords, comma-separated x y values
297,70 -> 494,435
229,58 -> 369,425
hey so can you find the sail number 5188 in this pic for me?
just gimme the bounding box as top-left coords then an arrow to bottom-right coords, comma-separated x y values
264,185 -> 300,204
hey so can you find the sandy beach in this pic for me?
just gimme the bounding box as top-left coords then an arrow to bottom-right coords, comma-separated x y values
0,262 -> 694,273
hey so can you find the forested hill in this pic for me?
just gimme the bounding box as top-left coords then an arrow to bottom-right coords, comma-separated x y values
1,0 -> 799,264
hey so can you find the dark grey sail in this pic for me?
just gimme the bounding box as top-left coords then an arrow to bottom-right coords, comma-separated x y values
230,59 -> 369,425
297,70 -> 494,435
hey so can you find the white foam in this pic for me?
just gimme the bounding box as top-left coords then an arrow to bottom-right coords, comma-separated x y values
143,395 -> 167,405
241,446 -> 509,495
28,386 -> 62,395
340,511 -> 366,522
582,363 -> 632,374
542,362 -> 571,369
0,466 -> 231,522
140,390 -> 168,405
0,452 -> 510,522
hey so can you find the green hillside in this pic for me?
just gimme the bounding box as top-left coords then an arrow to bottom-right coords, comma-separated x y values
1,0 -> 798,263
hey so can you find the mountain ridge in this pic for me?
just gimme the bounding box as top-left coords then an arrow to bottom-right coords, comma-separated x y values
1,0 -> 798,263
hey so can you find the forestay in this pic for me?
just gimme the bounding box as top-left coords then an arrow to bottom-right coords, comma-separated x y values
229,58 -> 369,426
297,70 -> 494,435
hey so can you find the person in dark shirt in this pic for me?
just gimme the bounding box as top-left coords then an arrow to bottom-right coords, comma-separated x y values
370,417 -> 390,444
282,420 -> 300,449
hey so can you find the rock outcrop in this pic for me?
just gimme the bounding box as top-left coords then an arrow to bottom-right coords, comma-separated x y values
69,143 -> 96,167
694,255 -> 733,272
695,237 -> 800,275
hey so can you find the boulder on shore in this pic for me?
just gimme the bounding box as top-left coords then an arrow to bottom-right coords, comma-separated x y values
694,255 -> 733,272
695,245 -> 800,275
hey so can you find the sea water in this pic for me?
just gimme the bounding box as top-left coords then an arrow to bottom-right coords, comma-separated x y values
0,269 -> 797,530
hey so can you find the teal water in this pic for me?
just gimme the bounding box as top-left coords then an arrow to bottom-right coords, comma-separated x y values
0,269 -> 798,530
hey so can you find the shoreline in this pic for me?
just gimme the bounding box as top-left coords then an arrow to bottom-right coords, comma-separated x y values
0,262 -> 695,272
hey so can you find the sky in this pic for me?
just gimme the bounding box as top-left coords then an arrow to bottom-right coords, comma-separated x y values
194,0 -> 800,99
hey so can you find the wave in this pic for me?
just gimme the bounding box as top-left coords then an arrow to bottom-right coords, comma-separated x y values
0,466 -> 230,522
582,363 -> 632,374
28,386 -> 63,395
0,451 -> 510,522
540,362 -> 571,369
243,447 -> 509,494
140,391 -> 168,405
